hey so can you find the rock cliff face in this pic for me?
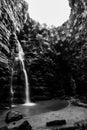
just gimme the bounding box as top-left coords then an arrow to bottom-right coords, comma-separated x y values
0,0 -> 87,105
59,0 -> 87,97
22,0 -> 87,101
0,0 -> 28,105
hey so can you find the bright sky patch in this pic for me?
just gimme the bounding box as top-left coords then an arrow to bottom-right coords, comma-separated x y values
25,0 -> 70,27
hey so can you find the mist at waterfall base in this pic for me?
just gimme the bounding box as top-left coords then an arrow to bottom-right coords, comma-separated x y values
11,37 -> 35,107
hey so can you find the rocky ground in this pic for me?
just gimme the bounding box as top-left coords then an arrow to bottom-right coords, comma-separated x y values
28,103 -> 87,130
0,99 -> 87,130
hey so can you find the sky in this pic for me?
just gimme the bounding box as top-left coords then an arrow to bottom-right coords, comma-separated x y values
25,0 -> 70,27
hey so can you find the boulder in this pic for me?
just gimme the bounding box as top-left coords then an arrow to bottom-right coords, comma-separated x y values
5,111 -> 32,130
16,120 -> 32,130
7,120 -> 32,130
0,121 -> 32,130
46,120 -> 66,127
5,111 -> 23,124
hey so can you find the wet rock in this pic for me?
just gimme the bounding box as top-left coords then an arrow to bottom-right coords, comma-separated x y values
46,120 -> 66,127
0,121 -> 32,130
15,120 -> 32,130
5,111 -> 32,130
7,120 -> 32,130
5,111 -> 23,124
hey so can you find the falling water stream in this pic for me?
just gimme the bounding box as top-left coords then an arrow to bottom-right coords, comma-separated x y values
11,68 -> 14,104
16,42 -> 30,104
16,42 -> 35,106
11,34 -> 35,106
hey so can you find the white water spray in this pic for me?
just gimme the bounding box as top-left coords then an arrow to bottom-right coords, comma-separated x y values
16,42 -> 30,103
11,68 -> 14,104
15,39 -> 35,106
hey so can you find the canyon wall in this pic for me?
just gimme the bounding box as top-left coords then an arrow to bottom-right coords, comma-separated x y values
0,0 -> 87,105
22,0 -> 87,101
0,0 -> 28,105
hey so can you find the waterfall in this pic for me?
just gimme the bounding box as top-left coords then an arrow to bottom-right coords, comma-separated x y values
15,38 -> 35,106
11,68 -> 14,104
10,32 -> 35,106
22,61 -> 30,103
15,41 -> 30,103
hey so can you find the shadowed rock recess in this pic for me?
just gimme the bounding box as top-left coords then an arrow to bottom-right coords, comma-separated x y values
0,0 -> 87,105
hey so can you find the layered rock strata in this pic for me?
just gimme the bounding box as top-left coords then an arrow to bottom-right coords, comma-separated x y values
0,0 -> 87,104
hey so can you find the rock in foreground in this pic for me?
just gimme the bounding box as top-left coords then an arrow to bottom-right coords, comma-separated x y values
7,120 -> 32,130
2,111 -> 32,130
5,111 -> 23,123
46,120 -> 66,127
